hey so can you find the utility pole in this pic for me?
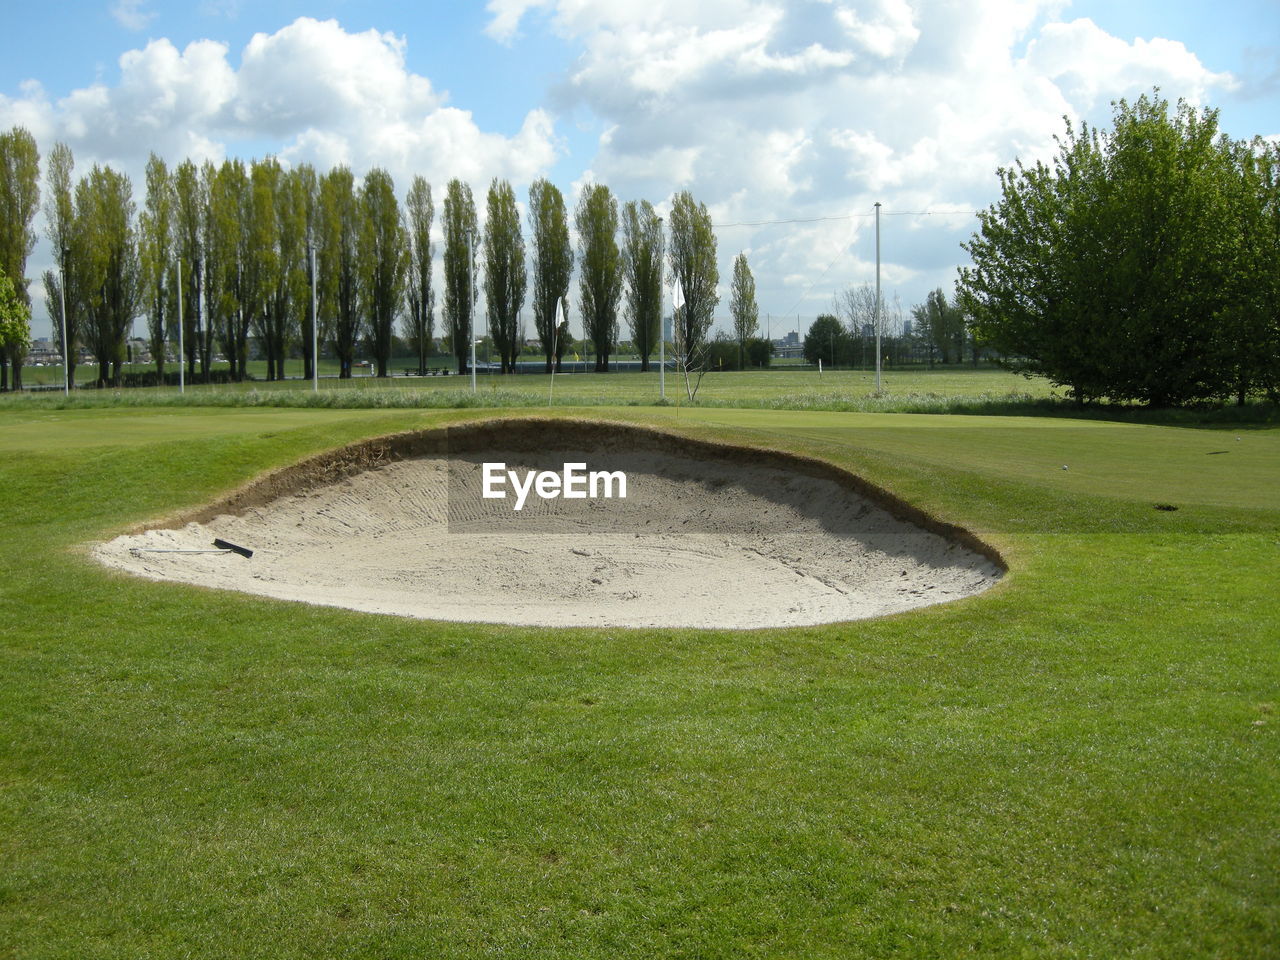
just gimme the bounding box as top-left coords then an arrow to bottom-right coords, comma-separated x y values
874,201 -> 882,393
311,247 -> 318,392
176,259 -> 184,394
59,267 -> 68,396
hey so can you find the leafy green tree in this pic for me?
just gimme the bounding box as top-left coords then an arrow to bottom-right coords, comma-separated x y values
0,268 -> 31,386
482,178 -> 525,374
205,159 -> 247,380
621,199 -> 663,372
139,153 -> 174,379
575,183 -> 622,372
76,164 -> 140,387
730,252 -> 758,367
442,179 -> 478,374
239,160 -> 278,380
359,167 -> 406,378
44,143 -> 79,385
911,288 -> 965,365
403,176 -> 435,376
172,159 -> 206,377
745,337 -> 773,368
960,92 -> 1265,406
803,313 -> 848,366
1217,138 -> 1280,404
295,163 -> 321,380
667,190 -> 719,398
248,158 -> 308,381
0,127 -> 39,390
528,178 -> 573,373
319,166 -> 363,379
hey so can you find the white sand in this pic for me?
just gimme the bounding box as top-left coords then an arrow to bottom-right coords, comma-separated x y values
93,433 -> 1002,629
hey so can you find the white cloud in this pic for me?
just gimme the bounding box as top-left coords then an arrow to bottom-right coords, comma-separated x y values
1023,17 -> 1237,109
111,0 -> 155,31
0,17 -> 559,194
494,0 -> 1236,319
2,17 -> 563,336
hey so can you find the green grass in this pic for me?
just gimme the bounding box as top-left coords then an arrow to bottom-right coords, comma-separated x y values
15,364 -> 1277,427
1,404 -> 1277,958
21,362 -> 1054,403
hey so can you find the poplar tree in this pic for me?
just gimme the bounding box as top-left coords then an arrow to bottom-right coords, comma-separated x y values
403,176 -> 434,376
729,252 -> 758,368
621,199 -> 664,372
442,179 -> 478,374
359,167 -> 406,378
483,178 -> 526,374
205,159 -> 246,380
0,127 -> 39,389
44,143 -> 79,386
667,190 -> 719,398
139,153 -> 174,379
575,183 -> 621,372
319,166 -> 362,378
76,165 -> 139,387
528,178 -> 572,373
295,163 -> 321,380
172,160 -> 206,378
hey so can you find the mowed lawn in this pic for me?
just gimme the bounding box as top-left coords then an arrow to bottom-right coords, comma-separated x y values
1,404 -> 1277,958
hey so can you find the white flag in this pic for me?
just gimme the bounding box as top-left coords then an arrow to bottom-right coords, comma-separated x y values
672,277 -> 685,310
554,298 -> 565,328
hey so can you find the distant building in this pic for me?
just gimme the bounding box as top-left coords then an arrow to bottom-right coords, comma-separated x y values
772,330 -> 805,359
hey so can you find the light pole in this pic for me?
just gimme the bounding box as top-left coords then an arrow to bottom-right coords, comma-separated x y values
874,201 -> 882,393
176,259 -> 185,394
311,247 -> 318,392
58,267 -> 68,396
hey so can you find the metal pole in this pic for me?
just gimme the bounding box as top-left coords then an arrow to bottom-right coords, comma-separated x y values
59,268 -> 69,395
874,201 -> 882,393
177,259 -> 184,394
311,247 -> 318,392
468,231 -> 476,393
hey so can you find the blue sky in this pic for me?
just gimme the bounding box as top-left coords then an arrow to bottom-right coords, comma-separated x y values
5,0 -> 1277,339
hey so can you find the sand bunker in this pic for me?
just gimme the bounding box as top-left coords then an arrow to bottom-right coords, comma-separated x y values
93,419 -> 1003,628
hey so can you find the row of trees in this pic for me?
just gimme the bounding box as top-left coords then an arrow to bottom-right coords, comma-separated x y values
960,92 -> 1280,406
0,126 -> 758,394
804,285 -> 984,369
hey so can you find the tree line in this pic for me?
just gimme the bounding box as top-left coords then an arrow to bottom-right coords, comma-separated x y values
0,127 -> 757,395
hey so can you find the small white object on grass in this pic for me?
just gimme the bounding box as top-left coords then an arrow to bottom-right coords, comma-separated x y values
1062,465 -> 1069,470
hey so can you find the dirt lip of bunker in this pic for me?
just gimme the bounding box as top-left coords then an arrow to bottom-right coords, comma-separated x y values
92,418 -> 1007,630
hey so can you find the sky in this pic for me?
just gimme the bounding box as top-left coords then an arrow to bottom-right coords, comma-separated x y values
4,0 -> 1278,341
